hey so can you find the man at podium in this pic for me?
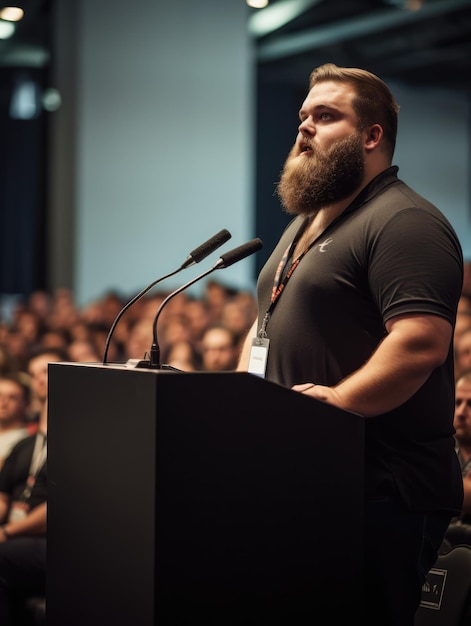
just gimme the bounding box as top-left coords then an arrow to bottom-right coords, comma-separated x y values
238,63 -> 463,626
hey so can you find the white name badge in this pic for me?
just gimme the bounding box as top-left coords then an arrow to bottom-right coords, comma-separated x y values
248,337 -> 270,378
8,501 -> 29,522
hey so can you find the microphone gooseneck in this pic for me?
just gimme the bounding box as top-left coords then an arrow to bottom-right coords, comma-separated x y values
101,229 -> 232,365
149,238 -> 263,369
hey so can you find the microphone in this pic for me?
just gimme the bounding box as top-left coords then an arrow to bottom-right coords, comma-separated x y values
101,228 -> 231,364
143,237 -> 263,369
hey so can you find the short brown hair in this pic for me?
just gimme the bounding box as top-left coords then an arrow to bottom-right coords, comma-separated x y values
309,63 -> 400,160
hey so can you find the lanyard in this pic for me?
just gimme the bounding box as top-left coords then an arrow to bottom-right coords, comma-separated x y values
20,432 -> 47,501
258,217 -> 314,338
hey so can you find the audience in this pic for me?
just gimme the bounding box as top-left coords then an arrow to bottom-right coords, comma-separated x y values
441,368 -> 471,550
3,272 -> 471,618
0,345 -> 68,623
6,273 -> 471,382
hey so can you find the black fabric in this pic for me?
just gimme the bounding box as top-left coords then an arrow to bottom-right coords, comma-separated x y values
256,166 -> 463,514
0,435 -> 46,512
0,538 -> 46,626
0,433 -> 47,626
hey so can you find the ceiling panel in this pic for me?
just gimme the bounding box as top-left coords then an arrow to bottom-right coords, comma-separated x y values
250,0 -> 471,93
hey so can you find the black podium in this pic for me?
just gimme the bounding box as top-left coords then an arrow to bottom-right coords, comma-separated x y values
47,363 -> 364,625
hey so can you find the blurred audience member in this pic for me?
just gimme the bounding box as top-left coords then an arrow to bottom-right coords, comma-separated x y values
451,368 -> 471,522
124,319 -> 154,362
26,347 -> 67,431
26,290 -> 52,324
458,293 -> 471,314
203,280 -> 236,324
455,309 -> 471,348
200,324 -> 240,372
11,310 -> 44,347
67,339 -> 100,363
47,288 -> 80,333
162,340 -> 202,372
0,359 -> 51,625
0,346 -> 20,378
158,315 -> 192,359
455,327 -> 471,379
220,293 -> 257,339
184,299 -> 211,345
3,330 -> 30,372
0,376 -> 30,469
39,328 -> 71,353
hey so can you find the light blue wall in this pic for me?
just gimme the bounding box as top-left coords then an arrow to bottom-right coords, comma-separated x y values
68,1 -> 470,308
392,82 -> 470,257
74,0 -> 255,307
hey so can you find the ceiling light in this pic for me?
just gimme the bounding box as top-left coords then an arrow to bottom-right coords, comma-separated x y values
0,6 -> 24,22
0,19 -> 15,38
246,0 -> 269,7
9,75 -> 41,120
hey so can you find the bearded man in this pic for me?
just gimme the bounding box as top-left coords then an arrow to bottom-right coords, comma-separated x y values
238,63 -> 463,626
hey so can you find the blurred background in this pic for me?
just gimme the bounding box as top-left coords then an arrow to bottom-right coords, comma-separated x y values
0,0 -> 470,314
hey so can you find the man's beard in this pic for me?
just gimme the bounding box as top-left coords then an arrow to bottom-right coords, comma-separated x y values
276,131 -> 365,216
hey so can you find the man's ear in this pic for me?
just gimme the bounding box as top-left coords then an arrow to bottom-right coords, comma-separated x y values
365,124 -> 383,149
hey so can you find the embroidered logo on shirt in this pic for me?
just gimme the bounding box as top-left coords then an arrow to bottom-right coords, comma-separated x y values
318,237 -> 333,252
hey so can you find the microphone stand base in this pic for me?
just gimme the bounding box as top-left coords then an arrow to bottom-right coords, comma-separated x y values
125,359 -> 182,372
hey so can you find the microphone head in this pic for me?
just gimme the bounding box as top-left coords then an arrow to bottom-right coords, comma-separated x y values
214,238 -> 263,269
180,229 -> 232,269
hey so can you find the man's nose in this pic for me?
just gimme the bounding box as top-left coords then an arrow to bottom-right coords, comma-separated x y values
298,117 -> 314,137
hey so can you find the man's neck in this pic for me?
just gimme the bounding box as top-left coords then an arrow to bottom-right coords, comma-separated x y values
293,200 -> 352,259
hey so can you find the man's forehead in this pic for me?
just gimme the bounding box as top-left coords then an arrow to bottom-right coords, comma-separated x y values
308,80 -> 356,100
302,81 -> 357,113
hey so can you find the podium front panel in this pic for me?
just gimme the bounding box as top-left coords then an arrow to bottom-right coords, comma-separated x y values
47,363 -> 364,625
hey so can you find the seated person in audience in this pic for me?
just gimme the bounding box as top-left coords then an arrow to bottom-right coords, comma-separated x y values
0,346 -> 65,624
39,328 -> 71,354
123,318 -> 154,362
453,368 -> 471,523
220,293 -> 257,339
26,347 -> 67,429
162,339 -> 202,371
0,345 -> 21,378
455,327 -> 471,380
199,324 -> 240,372
0,375 -> 31,469
0,425 -> 46,625
67,338 -> 100,363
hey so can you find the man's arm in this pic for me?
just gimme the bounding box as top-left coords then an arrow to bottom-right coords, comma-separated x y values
293,313 -> 453,417
0,501 -> 47,543
236,319 -> 258,371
